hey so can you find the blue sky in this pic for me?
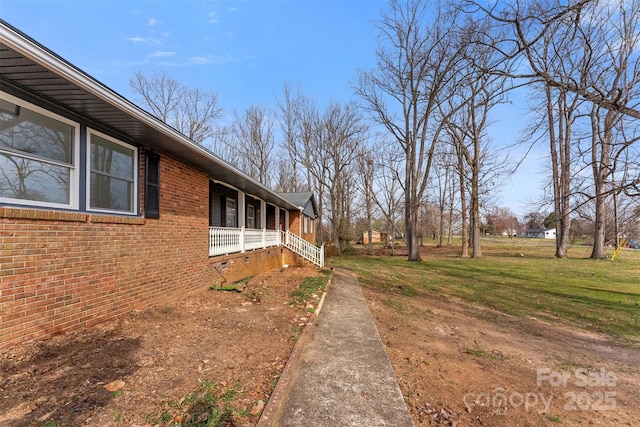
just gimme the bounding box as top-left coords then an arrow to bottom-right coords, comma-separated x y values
1,0 -> 546,216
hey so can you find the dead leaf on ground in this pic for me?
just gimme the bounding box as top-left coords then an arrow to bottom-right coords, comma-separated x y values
104,380 -> 125,392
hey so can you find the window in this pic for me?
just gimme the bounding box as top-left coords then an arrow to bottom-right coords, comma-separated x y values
310,218 -> 314,234
304,216 -> 308,233
226,197 -> 236,227
247,205 -> 255,228
0,92 -> 78,208
145,152 -> 160,218
88,130 -> 136,214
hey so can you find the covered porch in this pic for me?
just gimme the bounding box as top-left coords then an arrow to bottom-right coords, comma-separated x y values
207,182 -> 323,266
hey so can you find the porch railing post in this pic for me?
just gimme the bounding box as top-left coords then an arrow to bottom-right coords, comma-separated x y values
240,227 -> 246,253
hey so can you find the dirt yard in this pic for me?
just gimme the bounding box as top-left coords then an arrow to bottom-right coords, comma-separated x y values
0,267 -> 323,427
362,253 -> 640,426
2,259 -> 639,427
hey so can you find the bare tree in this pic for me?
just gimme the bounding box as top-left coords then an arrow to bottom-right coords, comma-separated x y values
454,133 -> 470,257
469,0 -> 640,120
357,149 -> 376,254
357,0 -> 466,261
473,0 -> 640,258
432,149 -> 457,248
273,157 -> 299,192
582,0 -> 640,258
442,14 -> 510,258
373,142 -> 406,254
129,70 -> 223,145
320,102 -> 368,252
295,96 -> 327,242
228,105 -> 276,186
525,9 -> 587,259
277,83 -> 304,192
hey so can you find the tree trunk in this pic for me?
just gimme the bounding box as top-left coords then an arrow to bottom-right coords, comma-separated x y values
438,202 -> 445,248
459,191 -> 469,257
456,140 -> 469,257
407,197 -> 422,261
470,142 -> 482,258
591,186 -> 607,258
408,215 -> 422,261
470,176 -> 482,258
406,152 -> 422,261
590,108 -> 614,259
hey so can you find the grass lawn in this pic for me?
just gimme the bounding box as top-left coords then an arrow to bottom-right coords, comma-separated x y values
330,238 -> 640,344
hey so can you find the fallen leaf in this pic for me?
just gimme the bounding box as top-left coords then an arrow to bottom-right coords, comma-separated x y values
104,380 -> 125,392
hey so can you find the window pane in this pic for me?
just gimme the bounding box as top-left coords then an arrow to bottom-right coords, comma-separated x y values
90,134 -> 133,179
90,172 -> 133,211
0,153 -> 70,204
89,132 -> 136,213
247,205 -> 255,228
1,99 -> 73,164
226,198 -> 236,227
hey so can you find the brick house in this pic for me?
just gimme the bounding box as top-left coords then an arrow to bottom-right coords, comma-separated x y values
278,192 -> 318,243
0,21 -> 322,349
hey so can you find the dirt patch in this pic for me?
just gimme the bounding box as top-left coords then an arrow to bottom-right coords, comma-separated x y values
0,266 -> 323,427
363,274 -> 640,426
3,256 -> 638,427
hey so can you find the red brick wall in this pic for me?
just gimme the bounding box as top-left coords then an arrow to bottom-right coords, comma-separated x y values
0,152 -> 287,349
288,211 -> 317,244
210,248 -> 284,286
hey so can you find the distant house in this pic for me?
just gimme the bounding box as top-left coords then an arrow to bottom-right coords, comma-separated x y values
524,228 -> 556,239
0,21 -> 322,349
361,229 -> 387,245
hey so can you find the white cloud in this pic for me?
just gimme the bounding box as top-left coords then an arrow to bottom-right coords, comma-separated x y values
125,35 -> 166,46
148,18 -> 162,26
188,56 -> 210,65
228,7 -> 238,13
188,54 -> 234,65
208,11 -> 219,24
150,51 -> 176,58
125,36 -> 146,43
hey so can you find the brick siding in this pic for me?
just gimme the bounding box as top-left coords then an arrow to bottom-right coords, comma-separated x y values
288,211 -> 317,244
0,152 -> 291,349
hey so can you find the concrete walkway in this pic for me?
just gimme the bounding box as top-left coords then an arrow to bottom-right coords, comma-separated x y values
260,268 -> 415,427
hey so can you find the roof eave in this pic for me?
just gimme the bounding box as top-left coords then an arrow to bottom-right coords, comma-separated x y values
0,20 -> 299,211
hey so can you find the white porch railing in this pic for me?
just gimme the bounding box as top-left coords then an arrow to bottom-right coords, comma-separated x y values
208,227 -> 281,257
209,227 -> 242,256
282,230 -> 325,268
208,227 -> 324,267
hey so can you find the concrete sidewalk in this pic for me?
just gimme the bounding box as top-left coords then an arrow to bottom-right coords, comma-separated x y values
260,268 -> 415,426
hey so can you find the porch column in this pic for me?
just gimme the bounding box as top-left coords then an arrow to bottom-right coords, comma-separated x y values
261,199 -> 267,247
238,191 -> 246,228
238,191 -> 246,253
275,205 -> 280,231
260,200 -> 266,229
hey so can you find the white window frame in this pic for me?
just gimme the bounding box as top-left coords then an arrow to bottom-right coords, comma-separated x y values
0,91 -> 80,209
86,128 -> 138,215
226,197 -> 236,227
247,204 -> 255,229
304,215 -> 308,233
